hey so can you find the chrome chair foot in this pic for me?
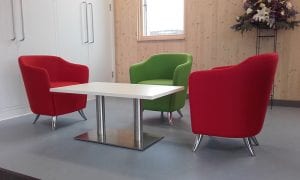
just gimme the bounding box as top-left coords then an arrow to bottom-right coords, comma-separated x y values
32,114 -> 40,124
177,109 -> 183,117
193,134 -> 204,152
78,109 -> 87,120
167,112 -> 173,125
243,138 -> 256,157
250,136 -> 259,146
52,116 -> 57,130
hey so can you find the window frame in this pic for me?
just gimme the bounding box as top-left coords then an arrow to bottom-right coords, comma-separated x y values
137,0 -> 186,41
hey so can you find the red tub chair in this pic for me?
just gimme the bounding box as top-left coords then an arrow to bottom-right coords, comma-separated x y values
189,53 -> 278,156
19,55 -> 89,129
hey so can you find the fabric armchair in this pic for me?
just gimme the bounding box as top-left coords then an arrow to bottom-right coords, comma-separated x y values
130,53 -> 192,124
189,53 -> 278,156
19,55 -> 89,129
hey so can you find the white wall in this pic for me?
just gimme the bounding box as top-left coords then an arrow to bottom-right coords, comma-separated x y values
0,0 -> 115,121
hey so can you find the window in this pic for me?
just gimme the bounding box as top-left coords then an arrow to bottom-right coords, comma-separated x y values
138,0 -> 185,41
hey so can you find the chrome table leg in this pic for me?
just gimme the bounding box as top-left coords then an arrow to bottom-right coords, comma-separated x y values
75,97 -> 163,151
134,99 -> 143,150
96,95 -> 106,142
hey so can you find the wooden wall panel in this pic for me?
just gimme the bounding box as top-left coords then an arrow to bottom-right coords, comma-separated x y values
114,0 -> 300,101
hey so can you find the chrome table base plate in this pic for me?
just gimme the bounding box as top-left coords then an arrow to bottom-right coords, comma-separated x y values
74,130 -> 164,151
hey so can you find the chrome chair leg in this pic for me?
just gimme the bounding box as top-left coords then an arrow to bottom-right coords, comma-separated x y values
167,112 -> 173,125
160,111 -> 164,119
52,116 -> 57,130
193,134 -> 204,152
250,136 -> 259,146
32,114 -> 40,124
243,138 -> 255,157
177,109 -> 183,117
78,109 -> 87,120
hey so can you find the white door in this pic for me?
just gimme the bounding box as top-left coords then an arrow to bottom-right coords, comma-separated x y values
15,0 -> 57,55
55,0 -> 89,65
87,0 -> 115,82
0,0 -> 27,116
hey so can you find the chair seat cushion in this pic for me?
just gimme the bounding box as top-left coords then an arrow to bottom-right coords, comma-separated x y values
50,81 -> 80,88
138,79 -> 173,86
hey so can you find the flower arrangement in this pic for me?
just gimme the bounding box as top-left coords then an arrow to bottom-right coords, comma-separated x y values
232,0 -> 300,33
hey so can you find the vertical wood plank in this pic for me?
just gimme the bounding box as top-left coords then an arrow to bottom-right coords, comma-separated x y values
114,0 -> 300,100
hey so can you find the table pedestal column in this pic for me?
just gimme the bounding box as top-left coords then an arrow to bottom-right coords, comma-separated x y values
74,97 -> 163,151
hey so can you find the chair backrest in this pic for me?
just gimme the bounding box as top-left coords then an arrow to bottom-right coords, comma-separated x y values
19,55 -> 68,81
189,53 -> 278,138
142,53 -> 192,80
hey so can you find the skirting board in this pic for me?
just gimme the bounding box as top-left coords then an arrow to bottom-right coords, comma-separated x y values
272,100 -> 300,108
0,97 -> 95,122
0,105 -> 31,121
187,95 -> 300,108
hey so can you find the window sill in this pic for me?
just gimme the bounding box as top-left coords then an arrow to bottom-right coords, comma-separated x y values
137,34 -> 185,42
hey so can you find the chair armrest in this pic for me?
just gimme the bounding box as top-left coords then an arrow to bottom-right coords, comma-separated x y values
59,60 -> 89,83
20,65 -> 51,90
169,59 -> 192,111
129,60 -> 147,83
19,65 -> 54,113
189,69 -> 239,135
173,61 -> 192,87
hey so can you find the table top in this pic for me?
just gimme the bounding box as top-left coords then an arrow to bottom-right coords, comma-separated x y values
50,82 -> 184,100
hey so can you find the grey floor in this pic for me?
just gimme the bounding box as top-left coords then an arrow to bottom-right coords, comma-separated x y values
0,98 -> 300,180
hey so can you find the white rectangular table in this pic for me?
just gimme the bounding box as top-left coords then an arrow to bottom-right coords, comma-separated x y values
50,82 -> 184,150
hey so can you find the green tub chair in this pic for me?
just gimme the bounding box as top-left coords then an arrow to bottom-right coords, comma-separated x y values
129,53 -> 193,125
